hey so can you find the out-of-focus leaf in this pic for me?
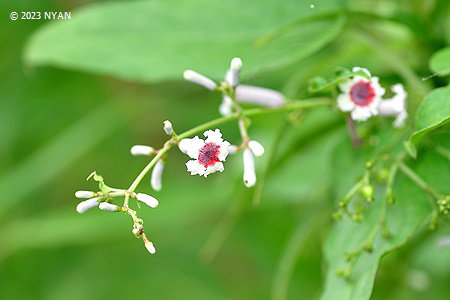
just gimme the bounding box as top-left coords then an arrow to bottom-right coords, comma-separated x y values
429,46 -> 450,76
24,0 -> 345,82
320,140 -> 449,300
0,103 -> 136,220
404,86 -> 450,158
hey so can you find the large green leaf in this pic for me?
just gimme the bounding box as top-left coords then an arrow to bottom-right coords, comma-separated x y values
429,46 -> 450,76
24,0 -> 345,82
404,85 -> 450,158
319,140 -> 448,300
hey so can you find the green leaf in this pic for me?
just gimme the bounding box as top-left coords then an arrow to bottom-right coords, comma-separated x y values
24,0 -> 345,82
405,85 -> 450,158
429,46 -> 450,76
320,141 -> 447,300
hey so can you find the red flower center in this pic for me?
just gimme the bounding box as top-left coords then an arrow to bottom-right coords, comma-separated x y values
350,81 -> 375,106
198,142 -> 221,168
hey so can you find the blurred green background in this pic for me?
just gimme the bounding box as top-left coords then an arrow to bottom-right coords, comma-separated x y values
0,0 -> 449,299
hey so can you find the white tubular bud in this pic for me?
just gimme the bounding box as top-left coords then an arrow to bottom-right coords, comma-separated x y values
151,160 -> 165,192
243,149 -> 256,187
378,100 -> 398,115
99,202 -> 119,212
163,120 -> 173,135
76,197 -> 99,214
235,85 -> 285,107
219,95 -> 233,116
136,193 -> 159,208
145,240 -> 156,254
131,145 -> 154,156
225,57 -> 242,87
183,70 -> 217,90
75,190 -> 95,199
379,84 -> 407,116
228,145 -> 238,154
248,140 -> 265,156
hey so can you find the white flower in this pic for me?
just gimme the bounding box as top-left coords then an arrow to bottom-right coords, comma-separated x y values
337,67 -> 386,122
99,202 -> 119,212
378,84 -> 408,127
248,140 -> 265,156
243,149 -> 256,187
183,70 -> 217,90
179,129 -> 230,177
76,197 -> 100,214
131,145 -> 154,156
75,190 -> 95,199
136,193 -> 159,208
163,120 -> 173,135
151,159 -> 164,191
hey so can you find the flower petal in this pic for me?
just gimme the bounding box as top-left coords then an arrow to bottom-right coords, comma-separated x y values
218,141 -> 230,161
351,106 -> 372,122
337,93 -> 355,112
204,129 -> 223,144
186,160 -> 206,176
179,136 -> 205,159
204,162 -> 224,177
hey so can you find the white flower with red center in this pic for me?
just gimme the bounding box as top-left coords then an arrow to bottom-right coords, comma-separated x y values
337,67 -> 385,122
179,129 -> 230,177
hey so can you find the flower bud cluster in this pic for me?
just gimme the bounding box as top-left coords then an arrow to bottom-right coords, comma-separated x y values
183,57 -> 285,116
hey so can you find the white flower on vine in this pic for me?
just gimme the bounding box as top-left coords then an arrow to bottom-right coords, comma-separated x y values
378,84 -> 408,128
179,129 -> 230,177
337,67 -> 385,122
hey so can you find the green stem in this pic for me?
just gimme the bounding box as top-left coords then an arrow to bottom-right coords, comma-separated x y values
395,158 -> 442,200
435,144 -> 450,161
128,146 -> 171,192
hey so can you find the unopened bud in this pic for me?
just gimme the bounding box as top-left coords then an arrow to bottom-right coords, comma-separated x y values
151,160 -> 165,191
235,85 -> 284,107
99,202 -> 119,212
136,193 -> 159,208
183,70 -> 217,90
143,236 -> 156,254
131,145 -> 154,156
132,224 -> 144,237
360,184 -> 374,201
227,145 -> 238,154
75,190 -> 95,199
243,149 -> 256,187
248,140 -> 265,156
76,197 -> 100,214
163,120 -> 173,135
225,57 -> 242,87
